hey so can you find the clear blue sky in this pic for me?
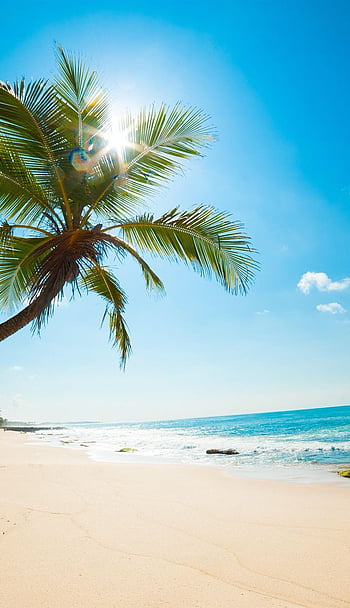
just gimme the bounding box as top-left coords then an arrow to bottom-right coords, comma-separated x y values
1,0 -> 350,422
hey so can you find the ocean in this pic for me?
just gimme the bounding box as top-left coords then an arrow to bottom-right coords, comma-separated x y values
35,404 -> 350,483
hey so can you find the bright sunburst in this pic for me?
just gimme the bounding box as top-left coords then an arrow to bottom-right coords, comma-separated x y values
104,123 -> 130,155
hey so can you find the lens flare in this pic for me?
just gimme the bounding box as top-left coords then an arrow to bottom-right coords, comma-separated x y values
69,148 -> 90,172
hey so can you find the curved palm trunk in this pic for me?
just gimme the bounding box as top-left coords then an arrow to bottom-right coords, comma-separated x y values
0,287 -> 63,342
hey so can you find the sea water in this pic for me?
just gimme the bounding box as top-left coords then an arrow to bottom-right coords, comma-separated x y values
35,405 -> 350,483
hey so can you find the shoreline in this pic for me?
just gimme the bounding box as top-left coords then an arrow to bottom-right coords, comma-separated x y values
1,430 -> 350,607
16,404 -> 349,487
26,428 -> 350,486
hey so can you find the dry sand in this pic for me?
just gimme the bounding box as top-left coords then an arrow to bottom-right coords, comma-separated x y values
1,430 -> 349,608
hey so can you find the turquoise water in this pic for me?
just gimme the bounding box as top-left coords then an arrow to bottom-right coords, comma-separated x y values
37,405 -> 350,482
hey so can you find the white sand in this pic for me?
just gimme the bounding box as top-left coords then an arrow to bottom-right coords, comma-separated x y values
1,430 -> 349,607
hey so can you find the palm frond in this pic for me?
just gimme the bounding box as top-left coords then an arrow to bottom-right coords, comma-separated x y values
121,103 -> 214,183
54,45 -> 109,147
117,205 -> 258,294
0,235 -> 47,310
0,78 -> 72,225
80,264 -> 131,367
80,104 -> 215,224
0,221 -> 13,249
79,153 -> 140,224
0,137 -> 64,227
101,232 -> 164,292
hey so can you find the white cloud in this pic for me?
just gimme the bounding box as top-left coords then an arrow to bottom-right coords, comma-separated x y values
8,365 -> 23,372
256,310 -> 270,315
316,302 -> 347,315
297,272 -> 350,294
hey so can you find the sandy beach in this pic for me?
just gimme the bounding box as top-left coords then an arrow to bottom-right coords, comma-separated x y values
1,431 -> 349,608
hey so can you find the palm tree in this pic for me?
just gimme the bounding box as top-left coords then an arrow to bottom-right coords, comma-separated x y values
0,47 -> 258,367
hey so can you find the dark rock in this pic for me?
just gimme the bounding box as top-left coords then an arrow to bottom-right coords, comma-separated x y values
206,449 -> 239,455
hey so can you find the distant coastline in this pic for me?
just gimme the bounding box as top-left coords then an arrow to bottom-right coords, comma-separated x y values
2,425 -> 64,433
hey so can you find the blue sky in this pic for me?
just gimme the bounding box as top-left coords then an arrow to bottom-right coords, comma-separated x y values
1,0 -> 350,422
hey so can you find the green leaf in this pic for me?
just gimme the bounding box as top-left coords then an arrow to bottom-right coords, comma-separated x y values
80,104 -> 215,224
0,137 -> 64,226
101,232 -> 164,292
79,264 -> 131,367
80,153 -> 141,223
0,235 -> 47,310
121,104 -> 214,188
0,78 -> 71,224
0,221 -> 13,249
118,205 -> 258,294
54,45 -> 109,147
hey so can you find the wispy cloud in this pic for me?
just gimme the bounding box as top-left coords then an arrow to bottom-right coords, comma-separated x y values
256,309 -> 270,315
28,373 -> 39,380
316,302 -> 347,315
8,365 -> 23,372
298,272 -> 350,294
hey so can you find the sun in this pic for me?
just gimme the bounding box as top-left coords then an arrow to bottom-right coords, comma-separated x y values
104,123 -> 130,155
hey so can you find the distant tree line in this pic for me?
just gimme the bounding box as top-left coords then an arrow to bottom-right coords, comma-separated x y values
0,410 -> 7,426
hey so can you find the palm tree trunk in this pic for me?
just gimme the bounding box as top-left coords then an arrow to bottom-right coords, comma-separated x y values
0,288 -> 61,342
0,299 -> 45,341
